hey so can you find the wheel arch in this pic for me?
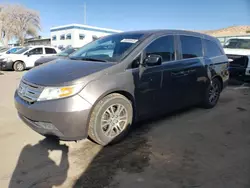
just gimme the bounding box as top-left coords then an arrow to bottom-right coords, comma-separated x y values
13,60 -> 26,70
85,89 -> 136,134
212,75 -> 223,90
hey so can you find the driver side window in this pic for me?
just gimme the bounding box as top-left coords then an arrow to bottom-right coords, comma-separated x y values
27,48 -> 43,55
145,35 -> 175,62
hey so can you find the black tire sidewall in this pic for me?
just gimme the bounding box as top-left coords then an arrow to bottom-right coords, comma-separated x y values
91,95 -> 133,145
204,78 -> 221,108
14,61 -> 24,71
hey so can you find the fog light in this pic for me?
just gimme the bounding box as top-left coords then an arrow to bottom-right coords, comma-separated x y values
34,121 -> 59,131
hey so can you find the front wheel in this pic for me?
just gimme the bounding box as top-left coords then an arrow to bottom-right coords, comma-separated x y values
13,61 -> 25,71
88,93 -> 133,146
202,78 -> 222,109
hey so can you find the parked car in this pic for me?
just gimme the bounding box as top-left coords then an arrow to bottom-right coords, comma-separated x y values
14,30 -> 229,146
0,46 -> 59,71
0,47 -> 23,56
224,37 -> 250,81
34,47 -> 79,66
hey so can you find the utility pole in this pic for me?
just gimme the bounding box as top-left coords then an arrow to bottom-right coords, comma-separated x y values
84,2 -> 87,25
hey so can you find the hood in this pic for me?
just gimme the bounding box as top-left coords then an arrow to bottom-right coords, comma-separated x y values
224,48 -> 250,56
23,59 -> 115,86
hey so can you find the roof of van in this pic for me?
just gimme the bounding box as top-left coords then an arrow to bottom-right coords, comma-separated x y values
119,29 -> 218,41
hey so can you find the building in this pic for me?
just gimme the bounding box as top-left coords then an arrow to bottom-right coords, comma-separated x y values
50,24 -> 122,48
202,25 -> 250,45
24,37 -> 51,46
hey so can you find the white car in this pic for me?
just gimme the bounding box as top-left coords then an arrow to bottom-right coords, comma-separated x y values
224,37 -> 250,80
0,46 -> 59,71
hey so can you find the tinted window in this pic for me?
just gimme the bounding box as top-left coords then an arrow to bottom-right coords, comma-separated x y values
66,34 -> 71,40
79,34 -> 85,40
60,35 -> 65,40
180,36 -> 202,59
205,39 -> 223,58
45,48 -> 57,54
145,35 -> 175,62
52,36 -> 56,40
28,48 -> 43,55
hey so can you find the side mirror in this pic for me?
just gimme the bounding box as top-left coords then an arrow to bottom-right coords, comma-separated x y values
26,52 -> 30,57
143,54 -> 162,66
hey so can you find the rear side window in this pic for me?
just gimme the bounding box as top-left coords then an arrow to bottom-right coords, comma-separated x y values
180,36 -> 202,59
204,39 -> 223,58
28,48 -> 43,55
45,48 -> 57,54
145,35 -> 175,62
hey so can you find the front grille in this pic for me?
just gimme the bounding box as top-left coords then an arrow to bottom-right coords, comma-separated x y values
227,54 -> 248,68
17,80 -> 44,103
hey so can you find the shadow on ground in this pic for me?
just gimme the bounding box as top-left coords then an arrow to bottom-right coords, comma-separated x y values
9,137 -> 69,188
73,107 -> 195,188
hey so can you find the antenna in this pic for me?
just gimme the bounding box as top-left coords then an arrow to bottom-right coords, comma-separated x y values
84,2 -> 87,25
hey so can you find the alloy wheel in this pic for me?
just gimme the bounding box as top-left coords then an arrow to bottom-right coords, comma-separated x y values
101,104 -> 128,138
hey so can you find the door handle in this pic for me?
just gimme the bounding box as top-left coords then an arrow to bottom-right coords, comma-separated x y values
171,71 -> 188,77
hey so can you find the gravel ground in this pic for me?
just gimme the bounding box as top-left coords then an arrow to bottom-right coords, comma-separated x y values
0,71 -> 250,188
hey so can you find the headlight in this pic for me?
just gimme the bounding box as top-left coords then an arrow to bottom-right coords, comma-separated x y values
37,84 -> 84,101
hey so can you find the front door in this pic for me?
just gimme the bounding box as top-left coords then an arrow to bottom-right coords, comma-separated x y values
25,47 -> 44,68
133,35 -> 176,118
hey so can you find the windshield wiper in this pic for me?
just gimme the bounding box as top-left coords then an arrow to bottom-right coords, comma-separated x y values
70,57 -> 107,62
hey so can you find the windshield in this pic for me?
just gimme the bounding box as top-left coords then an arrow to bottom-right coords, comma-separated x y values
58,48 -> 78,57
70,33 -> 145,62
14,47 -> 30,54
224,39 -> 250,49
6,47 -> 22,54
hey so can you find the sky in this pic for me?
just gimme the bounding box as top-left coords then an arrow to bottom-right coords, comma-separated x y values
2,0 -> 250,37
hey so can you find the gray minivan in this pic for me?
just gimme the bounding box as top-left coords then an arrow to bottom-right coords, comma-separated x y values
15,30 -> 229,146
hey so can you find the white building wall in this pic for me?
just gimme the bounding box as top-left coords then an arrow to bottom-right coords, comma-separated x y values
50,24 -> 122,48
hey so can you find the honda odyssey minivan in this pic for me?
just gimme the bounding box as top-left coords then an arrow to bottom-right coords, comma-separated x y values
14,30 -> 229,146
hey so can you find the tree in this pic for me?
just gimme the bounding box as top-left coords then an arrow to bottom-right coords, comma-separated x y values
0,4 -> 40,46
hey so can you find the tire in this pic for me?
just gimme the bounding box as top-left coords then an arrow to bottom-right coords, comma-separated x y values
202,78 -> 222,109
13,61 -> 25,71
88,93 -> 133,146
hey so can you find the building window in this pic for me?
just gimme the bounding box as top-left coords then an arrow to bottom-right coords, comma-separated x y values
52,35 -> 56,41
79,34 -> 85,40
92,35 -> 98,41
66,33 -> 71,40
60,34 -> 65,40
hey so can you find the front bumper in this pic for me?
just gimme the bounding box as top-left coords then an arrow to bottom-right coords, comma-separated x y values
14,91 -> 92,140
0,60 -> 14,70
229,67 -> 246,77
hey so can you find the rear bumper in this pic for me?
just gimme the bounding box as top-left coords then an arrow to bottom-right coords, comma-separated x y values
14,91 -> 92,141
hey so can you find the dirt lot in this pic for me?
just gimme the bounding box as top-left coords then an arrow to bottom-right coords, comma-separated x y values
0,71 -> 250,188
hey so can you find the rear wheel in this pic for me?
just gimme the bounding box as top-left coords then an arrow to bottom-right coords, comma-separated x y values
88,93 -> 133,146
202,78 -> 222,109
13,61 -> 25,71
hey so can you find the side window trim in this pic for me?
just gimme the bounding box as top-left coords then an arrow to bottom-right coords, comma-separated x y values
178,34 -> 203,60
